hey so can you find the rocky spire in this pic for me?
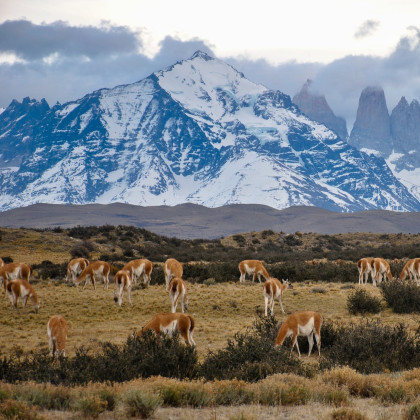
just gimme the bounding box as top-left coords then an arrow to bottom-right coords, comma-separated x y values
390,96 -> 420,153
348,86 -> 392,156
293,80 -> 348,140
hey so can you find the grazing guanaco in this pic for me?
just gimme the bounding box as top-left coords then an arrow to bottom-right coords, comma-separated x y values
399,258 -> 420,284
275,311 -> 322,357
164,258 -> 183,289
76,261 -> 111,290
357,258 -> 374,285
6,279 -> 40,313
47,315 -> 68,358
238,260 -> 270,283
136,312 -> 196,345
371,257 -> 393,286
66,258 -> 89,283
1,263 -> 32,292
263,278 -> 293,315
168,277 -> 189,313
123,258 -> 153,286
114,269 -> 132,306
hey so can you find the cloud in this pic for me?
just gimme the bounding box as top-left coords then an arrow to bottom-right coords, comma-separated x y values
0,19 -> 141,60
0,20 -> 215,108
2,19 -> 420,134
354,20 -> 380,39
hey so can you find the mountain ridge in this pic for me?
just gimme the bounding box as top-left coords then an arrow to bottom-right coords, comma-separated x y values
1,51 -> 419,212
0,203 -> 419,239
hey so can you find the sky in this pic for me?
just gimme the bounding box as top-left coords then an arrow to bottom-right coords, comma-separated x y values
1,0 -> 420,130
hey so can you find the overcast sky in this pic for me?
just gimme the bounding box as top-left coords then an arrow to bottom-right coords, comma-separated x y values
1,0 -> 420,129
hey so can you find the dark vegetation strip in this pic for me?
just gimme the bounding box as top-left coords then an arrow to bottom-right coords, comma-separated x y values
5,225 -> 419,284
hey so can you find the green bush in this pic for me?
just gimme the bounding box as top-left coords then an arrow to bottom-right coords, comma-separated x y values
321,320 -> 420,374
0,331 -> 198,385
347,289 -> 382,315
381,280 -> 420,313
199,315 -> 309,381
32,261 -> 66,280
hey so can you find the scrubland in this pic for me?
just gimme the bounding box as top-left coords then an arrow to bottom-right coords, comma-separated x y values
0,226 -> 420,419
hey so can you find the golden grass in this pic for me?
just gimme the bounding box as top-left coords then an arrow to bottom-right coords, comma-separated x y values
2,371 -> 418,419
1,279 -> 419,358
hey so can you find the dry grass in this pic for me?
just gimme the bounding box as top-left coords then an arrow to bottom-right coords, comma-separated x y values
2,372 -> 418,419
1,279 -> 419,358
1,227 -> 420,419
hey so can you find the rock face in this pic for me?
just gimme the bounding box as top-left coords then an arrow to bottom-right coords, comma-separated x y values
349,86 -> 392,156
293,80 -> 348,140
345,87 -> 420,201
390,97 -> 420,153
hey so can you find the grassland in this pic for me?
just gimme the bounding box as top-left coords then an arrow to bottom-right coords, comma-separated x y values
1,280 -> 419,359
1,226 -> 420,419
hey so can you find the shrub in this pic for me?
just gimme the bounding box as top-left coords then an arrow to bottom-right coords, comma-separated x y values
347,289 -> 382,315
159,383 -> 212,408
317,388 -> 349,407
70,243 -> 91,259
0,332 -> 198,385
380,386 -> 407,404
97,388 -> 117,411
0,399 -> 43,420
123,390 -> 161,418
331,408 -> 368,420
14,384 -> 72,410
405,403 -> 420,420
213,382 -> 254,406
311,287 -> 327,294
203,278 -> 216,286
381,280 -> 420,313
199,315 -> 309,381
32,261 -> 66,280
72,395 -> 107,418
322,320 -> 420,374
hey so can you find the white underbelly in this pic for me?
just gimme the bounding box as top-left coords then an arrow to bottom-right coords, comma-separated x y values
298,318 -> 315,336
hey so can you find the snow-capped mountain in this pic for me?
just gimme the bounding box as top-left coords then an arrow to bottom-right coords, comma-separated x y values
1,51 -> 419,212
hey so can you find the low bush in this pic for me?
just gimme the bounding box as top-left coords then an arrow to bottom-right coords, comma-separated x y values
381,280 -> 420,313
321,320 -> 420,374
212,382 -> 254,406
199,315 -> 309,381
405,402 -> 420,420
317,388 -> 349,407
346,288 -> 382,315
71,395 -> 107,418
159,383 -> 212,408
331,408 -> 368,420
0,399 -> 43,420
0,331 -> 198,385
32,261 -> 66,280
123,390 -> 161,418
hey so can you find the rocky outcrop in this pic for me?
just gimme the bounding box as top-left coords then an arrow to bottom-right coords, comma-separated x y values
293,80 -> 348,140
390,97 -> 420,153
349,86 -> 392,156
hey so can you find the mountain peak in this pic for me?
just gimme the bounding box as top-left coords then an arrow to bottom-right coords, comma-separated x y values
349,85 -> 391,155
293,80 -> 348,140
190,50 -> 214,61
